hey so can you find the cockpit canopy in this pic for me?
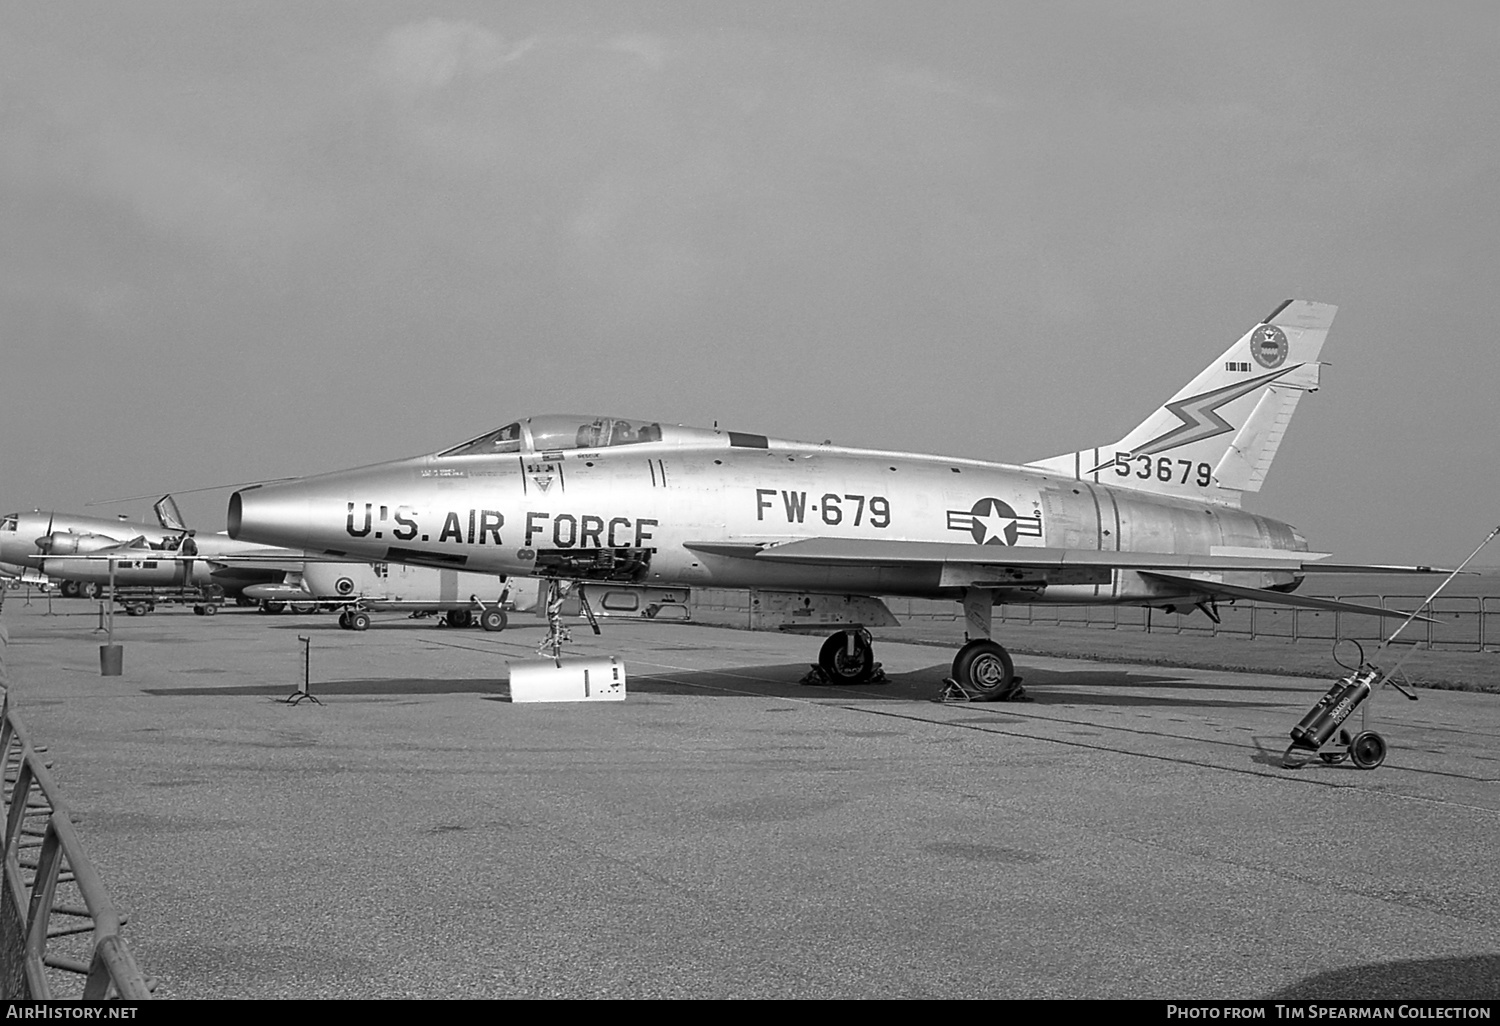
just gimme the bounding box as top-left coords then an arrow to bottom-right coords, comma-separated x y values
438,415 -> 665,458
0,515 -> 17,532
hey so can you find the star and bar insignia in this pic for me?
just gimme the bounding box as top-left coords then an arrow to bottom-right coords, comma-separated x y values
946,498 -> 1043,546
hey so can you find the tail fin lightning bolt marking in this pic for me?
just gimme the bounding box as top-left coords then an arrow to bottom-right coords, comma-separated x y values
1086,365 -> 1299,475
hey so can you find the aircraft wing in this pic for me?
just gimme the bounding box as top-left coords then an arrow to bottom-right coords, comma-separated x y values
203,556 -> 308,573
41,550 -> 312,571
684,538 -> 1442,620
685,538 -> 1439,573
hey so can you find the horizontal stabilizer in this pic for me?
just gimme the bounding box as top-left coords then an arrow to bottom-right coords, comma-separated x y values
1140,572 -> 1437,623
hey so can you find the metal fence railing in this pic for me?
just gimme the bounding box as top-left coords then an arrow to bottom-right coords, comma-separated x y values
0,695 -> 152,1000
852,594 -> 1498,653
683,589 -> 1500,652
977,595 -> 1500,652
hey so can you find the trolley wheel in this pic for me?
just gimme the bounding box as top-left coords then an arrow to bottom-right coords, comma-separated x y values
350,611 -> 371,631
480,608 -> 507,632
1348,731 -> 1387,770
1318,752 -> 1348,764
951,640 -> 1017,700
126,602 -> 150,617
204,604 -> 217,616
193,605 -> 206,616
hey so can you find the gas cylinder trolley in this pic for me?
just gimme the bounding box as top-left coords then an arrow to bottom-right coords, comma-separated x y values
1281,525 -> 1499,770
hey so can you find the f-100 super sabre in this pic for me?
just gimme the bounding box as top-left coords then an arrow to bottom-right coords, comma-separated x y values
228,300 -> 1436,699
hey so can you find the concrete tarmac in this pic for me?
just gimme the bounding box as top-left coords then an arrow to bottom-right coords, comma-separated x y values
2,597 -> 1498,1000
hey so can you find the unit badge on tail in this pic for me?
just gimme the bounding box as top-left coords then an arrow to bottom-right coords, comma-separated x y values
947,498 -> 1043,546
1252,323 -> 1289,368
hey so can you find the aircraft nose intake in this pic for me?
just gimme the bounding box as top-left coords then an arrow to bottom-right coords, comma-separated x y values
229,484 -> 313,550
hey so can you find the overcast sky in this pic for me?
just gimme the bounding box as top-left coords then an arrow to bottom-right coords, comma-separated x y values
3,2 -> 1498,565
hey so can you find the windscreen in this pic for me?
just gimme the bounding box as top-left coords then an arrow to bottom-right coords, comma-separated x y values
437,422 -> 524,457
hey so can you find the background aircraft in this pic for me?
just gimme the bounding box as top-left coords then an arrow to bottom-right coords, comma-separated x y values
4,497 -> 307,608
0,507 -> 181,597
295,560 -> 539,630
228,300 -> 1439,699
38,531 -> 310,611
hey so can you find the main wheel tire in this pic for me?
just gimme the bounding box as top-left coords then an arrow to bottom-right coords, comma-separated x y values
1348,731 -> 1388,770
61,580 -> 80,598
261,601 -> 286,615
817,632 -> 875,683
446,609 -> 474,628
78,582 -> 100,600
338,612 -> 352,630
952,640 -> 1017,700
480,609 -> 507,632
350,611 -> 371,631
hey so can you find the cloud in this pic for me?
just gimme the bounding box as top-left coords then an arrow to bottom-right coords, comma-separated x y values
374,19 -> 535,98
602,33 -> 669,71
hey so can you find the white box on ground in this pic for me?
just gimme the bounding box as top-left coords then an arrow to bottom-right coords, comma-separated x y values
508,657 -> 627,703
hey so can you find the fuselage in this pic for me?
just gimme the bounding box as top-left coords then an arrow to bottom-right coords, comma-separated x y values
229,415 -> 1308,606
298,560 -> 521,611
0,511 -> 177,570
37,533 -> 305,593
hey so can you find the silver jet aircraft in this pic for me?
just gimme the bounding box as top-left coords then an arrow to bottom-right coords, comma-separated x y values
229,300 -> 1434,699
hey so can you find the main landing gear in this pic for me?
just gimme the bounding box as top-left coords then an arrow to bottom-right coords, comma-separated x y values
804,625 -> 1024,700
949,639 -> 1019,700
941,590 -> 1027,701
814,630 -> 879,683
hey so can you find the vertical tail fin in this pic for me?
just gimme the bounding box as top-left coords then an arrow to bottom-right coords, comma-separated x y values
1027,300 -> 1335,506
